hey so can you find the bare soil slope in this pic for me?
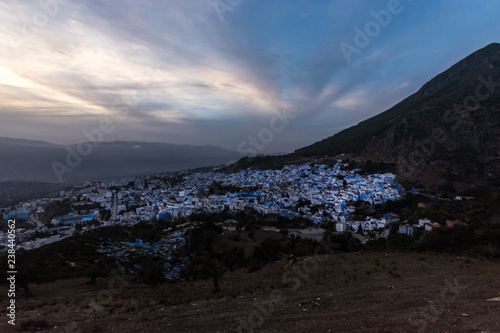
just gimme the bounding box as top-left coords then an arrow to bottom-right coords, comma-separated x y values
1,252 -> 500,333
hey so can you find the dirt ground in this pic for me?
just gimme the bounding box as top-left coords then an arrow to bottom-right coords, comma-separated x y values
1,252 -> 500,333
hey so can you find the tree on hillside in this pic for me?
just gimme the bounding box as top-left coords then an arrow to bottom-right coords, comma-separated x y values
221,246 -> 246,272
186,221 -> 223,255
143,260 -> 166,287
85,260 -> 110,285
211,258 -> 221,294
251,239 -> 281,264
99,209 -> 112,221
16,262 -> 35,297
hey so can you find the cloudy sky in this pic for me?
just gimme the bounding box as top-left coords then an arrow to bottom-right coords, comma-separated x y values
1,0 -> 499,153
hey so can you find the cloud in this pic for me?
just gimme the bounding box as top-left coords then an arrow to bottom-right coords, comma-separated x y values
0,0 -> 499,153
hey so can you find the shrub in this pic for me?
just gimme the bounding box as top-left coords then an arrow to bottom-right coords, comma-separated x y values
19,319 -> 49,331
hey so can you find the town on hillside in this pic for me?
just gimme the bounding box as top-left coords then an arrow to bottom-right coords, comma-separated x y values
0,160 -> 468,280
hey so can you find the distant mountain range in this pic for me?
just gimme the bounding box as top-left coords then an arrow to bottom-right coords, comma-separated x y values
0,137 -> 241,184
296,43 -> 500,190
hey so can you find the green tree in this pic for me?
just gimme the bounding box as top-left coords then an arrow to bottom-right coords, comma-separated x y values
143,261 -> 165,287
221,247 -> 246,272
16,262 -> 35,297
85,260 -> 109,285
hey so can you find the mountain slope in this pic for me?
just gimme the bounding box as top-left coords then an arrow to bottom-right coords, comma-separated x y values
0,138 -> 241,183
296,43 -> 500,190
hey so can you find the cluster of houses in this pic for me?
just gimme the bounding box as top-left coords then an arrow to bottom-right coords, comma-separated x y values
338,214 -> 401,233
1,160 -> 404,252
138,161 -> 402,227
397,217 -> 469,235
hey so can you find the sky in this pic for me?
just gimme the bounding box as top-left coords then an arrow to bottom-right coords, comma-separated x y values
1,0 -> 499,154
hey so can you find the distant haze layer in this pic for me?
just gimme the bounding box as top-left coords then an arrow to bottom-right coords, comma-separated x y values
0,137 -> 241,183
